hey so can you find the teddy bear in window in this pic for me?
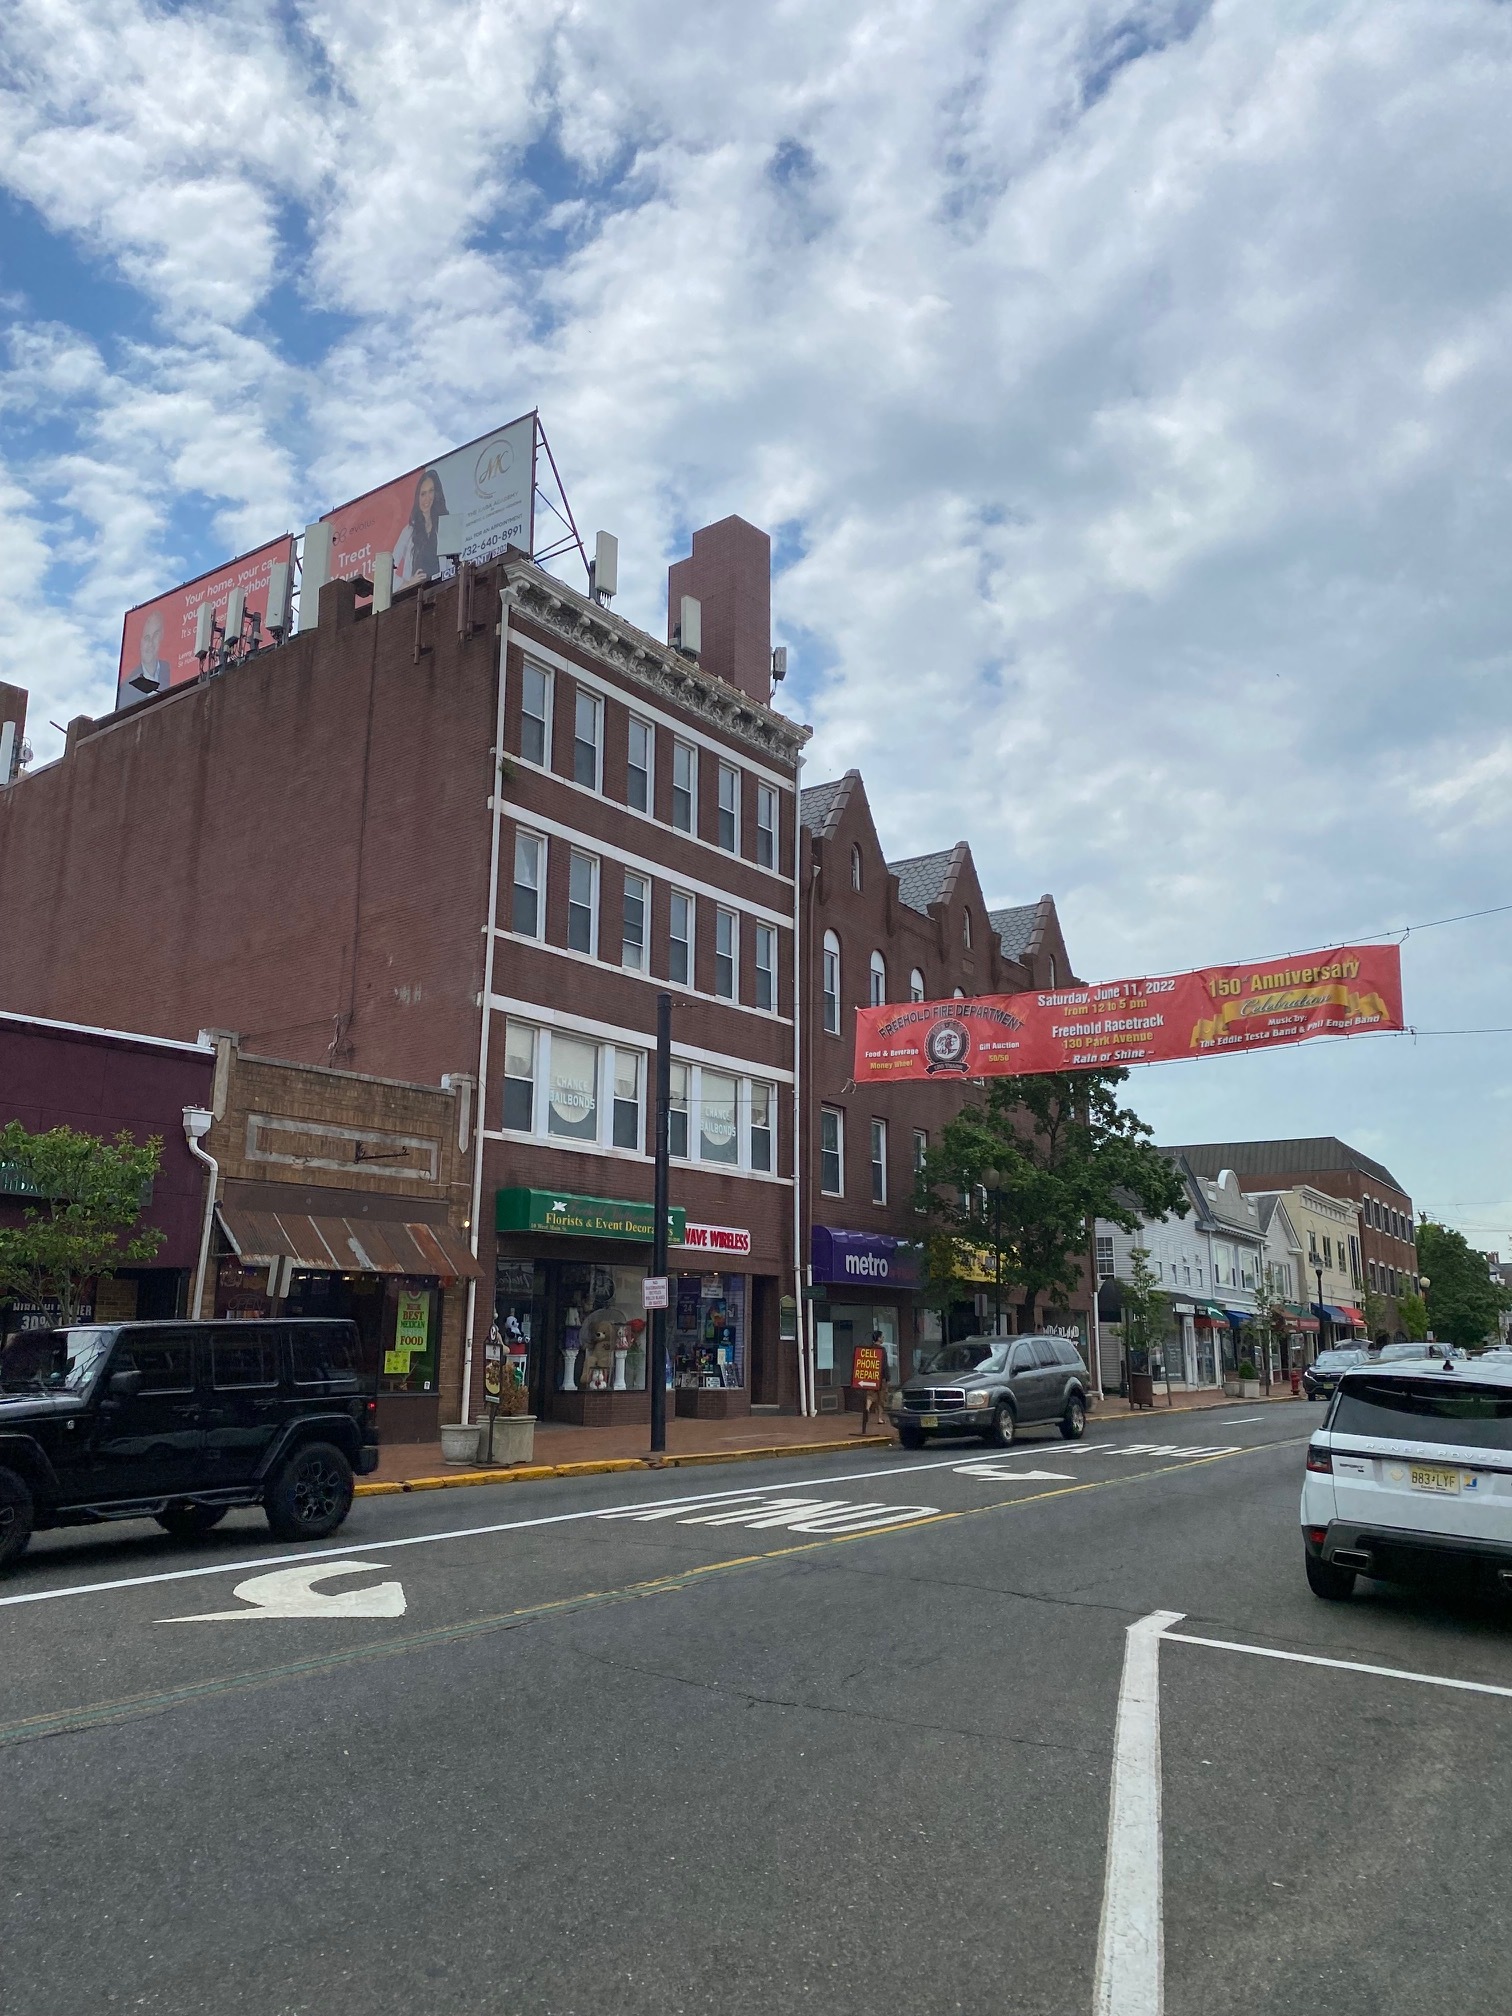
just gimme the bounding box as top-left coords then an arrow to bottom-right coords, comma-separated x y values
578,1308 -> 618,1391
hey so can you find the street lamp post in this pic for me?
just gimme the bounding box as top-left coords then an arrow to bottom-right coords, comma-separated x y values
1314,1264 -> 1327,1348
983,1167 -> 1003,1338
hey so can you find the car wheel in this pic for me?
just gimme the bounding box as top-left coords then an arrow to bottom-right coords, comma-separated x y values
265,1443 -> 354,1541
1060,1394 -> 1087,1440
986,1401 -> 1015,1449
155,1504 -> 230,1542
897,1422 -> 925,1450
1304,1550 -> 1355,1601
0,1467 -> 34,1570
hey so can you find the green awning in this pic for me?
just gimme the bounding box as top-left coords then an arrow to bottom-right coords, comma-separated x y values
496,1187 -> 686,1244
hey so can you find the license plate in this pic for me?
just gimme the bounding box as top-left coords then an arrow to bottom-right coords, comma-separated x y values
1409,1465 -> 1461,1494
920,1415 -> 939,1429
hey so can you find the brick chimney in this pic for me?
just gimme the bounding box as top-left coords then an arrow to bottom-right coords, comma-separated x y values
666,516 -> 772,704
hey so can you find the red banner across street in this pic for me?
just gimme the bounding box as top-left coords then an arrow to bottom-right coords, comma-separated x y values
852,944 -> 1404,1084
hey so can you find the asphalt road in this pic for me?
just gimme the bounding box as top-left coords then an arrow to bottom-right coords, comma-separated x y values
3,1400 -> 1510,2016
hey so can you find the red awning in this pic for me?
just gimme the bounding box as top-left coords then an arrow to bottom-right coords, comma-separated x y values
1337,1305 -> 1365,1326
218,1205 -> 480,1280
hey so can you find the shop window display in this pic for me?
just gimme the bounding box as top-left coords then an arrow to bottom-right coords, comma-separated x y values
672,1273 -> 745,1389
559,1264 -> 650,1393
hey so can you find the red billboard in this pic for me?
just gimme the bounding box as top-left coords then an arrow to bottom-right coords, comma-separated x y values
853,944 -> 1404,1083
116,535 -> 294,710
322,411 -> 536,589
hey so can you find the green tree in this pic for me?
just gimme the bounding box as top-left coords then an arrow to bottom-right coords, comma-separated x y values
0,1123 -> 165,1324
1417,1221 -> 1512,1350
1121,1246 -> 1171,1385
1394,1290 -> 1429,1342
914,1069 -> 1188,1328
1362,1287 -> 1391,1340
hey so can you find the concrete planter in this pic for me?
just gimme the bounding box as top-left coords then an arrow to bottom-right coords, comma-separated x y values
1240,1378 -> 1261,1399
1222,1376 -> 1243,1397
481,1413 -> 537,1466
439,1422 -> 482,1465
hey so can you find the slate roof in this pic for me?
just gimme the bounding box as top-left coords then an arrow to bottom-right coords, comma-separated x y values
886,848 -> 956,915
798,773 -> 855,838
990,902 -> 1040,960
1171,1137 -> 1404,1195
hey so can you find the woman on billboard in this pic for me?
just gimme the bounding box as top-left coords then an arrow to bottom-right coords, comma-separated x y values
392,467 -> 448,588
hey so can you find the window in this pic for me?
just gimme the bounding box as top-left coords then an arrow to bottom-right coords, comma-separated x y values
1047,954 -> 1057,987
755,784 -> 777,868
850,844 -> 862,891
909,968 -> 925,1003
870,1118 -> 887,1204
212,1331 -> 277,1388
717,764 -> 739,852
512,831 -> 543,937
669,891 -> 693,986
749,1081 -> 773,1172
669,1062 -> 690,1158
1368,1259 -> 1378,1289
573,688 -> 602,789
627,717 -> 653,812
1349,1236 -> 1362,1286
1096,1235 -> 1115,1279
714,908 -> 737,999
613,1050 -> 642,1150
1308,1231 -> 1319,1260
754,923 -> 776,1011
622,873 -> 648,971
869,951 -> 886,1007
503,1020 -> 536,1131
520,663 -> 551,766
700,1071 -> 740,1165
914,1128 -> 928,1175
1322,1236 -> 1332,1269
1182,1259 -> 1192,1286
291,1327 -> 363,1386
953,986 -> 965,1000
822,930 -> 841,1034
672,741 -> 696,832
820,1107 -> 844,1195
1332,1378 -> 1512,1450
963,909 -> 972,948
120,1332 -> 194,1393
547,1034 -> 598,1141
568,850 -> 598,955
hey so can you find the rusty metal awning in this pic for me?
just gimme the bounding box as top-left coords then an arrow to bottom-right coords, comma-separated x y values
217,1205 -> 481,1280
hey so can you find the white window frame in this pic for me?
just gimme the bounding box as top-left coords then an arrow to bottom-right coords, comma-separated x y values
672,740 -> 697,834
627,715 -> 654,814
913,1127 -> 927,1175
754,923 -> 776,1012
622,871 -> 649,972
502,1019 -> 537,1133
909,968 -> 925,1003
820,1106 -> 844,1197
755,783 -> 777,869
612,1048 -> 644,1152
749,1080 -> 774,1173
714,907 -> 738,1000
717,762 -> 740,853
567,849 -> 599,957
519,662 -> 552,768
512,829 -> 545,940
573,687 -> 603,792
868,950 -> 886,1007
850,845 -> 862,892
668,1061 -> 691,1160
822,930 -> 841,1034
669,889 -> 694,988
870,1118 -> 887,1205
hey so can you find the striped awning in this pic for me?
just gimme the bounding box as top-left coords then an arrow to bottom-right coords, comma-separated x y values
218,1205 -> 481,1280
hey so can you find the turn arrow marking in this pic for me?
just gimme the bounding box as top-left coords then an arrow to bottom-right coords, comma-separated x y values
162,1560 -> 406,1622
951,1463 -> 1076,1481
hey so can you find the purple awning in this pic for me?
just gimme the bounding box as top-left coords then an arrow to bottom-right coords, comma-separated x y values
810,1226 -> 921,1290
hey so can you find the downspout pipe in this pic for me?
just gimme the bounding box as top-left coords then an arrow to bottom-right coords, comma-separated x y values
182,1107 -> 217,1321
791,749 -> 809,1416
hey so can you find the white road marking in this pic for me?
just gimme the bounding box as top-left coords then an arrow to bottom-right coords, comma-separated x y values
1094,1608 -> 1184,2016
1165,1632 -> 1512,1701
951,1463 -> 1075,1481
164,1560 -> 406,1622
599,1495 -> 940,1535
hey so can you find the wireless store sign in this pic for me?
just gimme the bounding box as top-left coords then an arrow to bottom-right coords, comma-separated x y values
853,943 -> 1404,1083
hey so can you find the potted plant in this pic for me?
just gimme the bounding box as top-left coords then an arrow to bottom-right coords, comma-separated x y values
481,1363 -> 536,1466
1237,1357 -> 1261,1400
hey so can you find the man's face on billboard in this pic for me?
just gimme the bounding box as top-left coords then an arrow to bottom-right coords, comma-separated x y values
140,613 -> 164,669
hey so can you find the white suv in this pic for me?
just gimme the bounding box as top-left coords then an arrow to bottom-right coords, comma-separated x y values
1300,1356 -> 1512,1600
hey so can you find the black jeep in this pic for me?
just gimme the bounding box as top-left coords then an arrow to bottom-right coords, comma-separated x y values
0,1319 -> 381,1569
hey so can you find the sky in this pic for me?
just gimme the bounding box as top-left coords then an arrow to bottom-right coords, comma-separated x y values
1,0 -> 1509,1248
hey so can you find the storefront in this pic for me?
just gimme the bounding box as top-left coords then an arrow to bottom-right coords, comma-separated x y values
495,1188 -> 759,1426
1192,1303 -> 1229,1386
808,1227 -> 920,1404
214,1204 -> 479,1443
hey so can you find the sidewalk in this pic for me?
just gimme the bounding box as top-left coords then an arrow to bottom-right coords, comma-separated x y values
357,1385 -> 1304,1495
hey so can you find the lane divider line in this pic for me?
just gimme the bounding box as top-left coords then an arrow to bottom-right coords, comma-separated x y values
1164,1631 -> 1512,1701
1094,1610 -> 1184,2016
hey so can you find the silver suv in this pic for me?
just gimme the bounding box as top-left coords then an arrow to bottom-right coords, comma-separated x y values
890,1334 -> 1091,1450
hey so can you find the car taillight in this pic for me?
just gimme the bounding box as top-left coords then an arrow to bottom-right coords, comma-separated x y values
1305,1526 -> 1327,1546
1306,1445 -> 1332,1473
366,1398 -> 378,1418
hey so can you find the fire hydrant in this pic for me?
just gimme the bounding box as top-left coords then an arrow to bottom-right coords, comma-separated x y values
1290,1367 -> 1302,1396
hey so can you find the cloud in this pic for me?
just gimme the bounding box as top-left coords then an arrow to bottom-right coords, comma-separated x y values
1,0 -> 1510,1238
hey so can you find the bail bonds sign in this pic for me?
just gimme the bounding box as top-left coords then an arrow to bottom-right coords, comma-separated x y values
853,944 -> 1403,1084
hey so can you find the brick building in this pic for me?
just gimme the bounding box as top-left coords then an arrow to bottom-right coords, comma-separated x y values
797,770 -> 1084,1397
1171,1138 -> 1419,1333
0,521 -> 807,1426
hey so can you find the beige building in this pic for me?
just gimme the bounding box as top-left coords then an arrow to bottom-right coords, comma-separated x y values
1251,1185 -> 1363,1343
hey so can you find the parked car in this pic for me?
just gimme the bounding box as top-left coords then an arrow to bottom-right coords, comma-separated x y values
890,1334 -> 1091,1449
0,1319 -> 380,1570
1302,1347 -> 1365,1401
1367,1341 -> 1441,1363
1300,1356 -> 1512,1601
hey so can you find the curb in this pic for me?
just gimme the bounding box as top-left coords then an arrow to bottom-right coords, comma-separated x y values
354,1434 -> 896,1497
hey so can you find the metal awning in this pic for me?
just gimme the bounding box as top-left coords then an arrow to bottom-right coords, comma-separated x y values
1320,1303 -> 1356,1325
218,1205 -> 481,1280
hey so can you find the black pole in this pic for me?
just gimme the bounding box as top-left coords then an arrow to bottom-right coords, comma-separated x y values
993,1190 -> 1003,1338
650,992 -> 672,1455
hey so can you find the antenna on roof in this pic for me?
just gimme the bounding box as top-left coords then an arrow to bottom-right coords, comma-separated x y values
675,595 -> 702,660
589,531 -> 618,606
